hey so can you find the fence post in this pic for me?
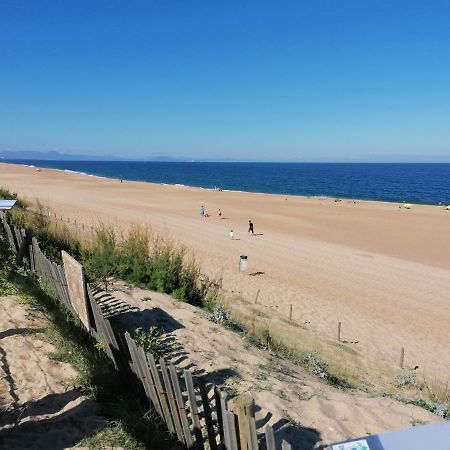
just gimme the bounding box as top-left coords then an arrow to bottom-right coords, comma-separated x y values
198,378 -> 217,450
254,289 -> 260,304
265,425 -> 276,450
159,358 -> 185,443
220,391 -> 231,449
399,347 -> 405,369
15,229 -> 32,266
289,304 -> 293,321
337,321 -> 341,342
245,399 -> 258,450
226,410 -> 239,450
184,370 -> 205,450
231,394 -> 249,450
146,353 -> 176,434
168,364 -> 194,448
214,386 -> 225,445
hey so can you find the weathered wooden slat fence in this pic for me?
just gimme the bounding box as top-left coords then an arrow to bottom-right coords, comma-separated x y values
0,210 -> 294,450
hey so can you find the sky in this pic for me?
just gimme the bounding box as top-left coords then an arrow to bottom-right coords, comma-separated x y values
1,0 -> 450,162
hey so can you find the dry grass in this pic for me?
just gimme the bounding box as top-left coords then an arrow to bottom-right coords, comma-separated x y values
214,293 -> 450,418
216,293 -> 409,392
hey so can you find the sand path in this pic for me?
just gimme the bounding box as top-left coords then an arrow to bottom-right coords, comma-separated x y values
0,295 -> 104,449
1,163 -> 449,378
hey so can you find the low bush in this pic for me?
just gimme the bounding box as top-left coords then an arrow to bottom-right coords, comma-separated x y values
381,392 -> 449,419
81,225 -> 215,306
82,225 -> 121,289
393,368 -> 420,388
132,326 -> 170,359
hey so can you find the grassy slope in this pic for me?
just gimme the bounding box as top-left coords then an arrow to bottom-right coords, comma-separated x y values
0,232 -> 183,450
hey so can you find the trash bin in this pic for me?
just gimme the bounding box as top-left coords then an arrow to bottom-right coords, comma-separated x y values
239,255 -> 248,272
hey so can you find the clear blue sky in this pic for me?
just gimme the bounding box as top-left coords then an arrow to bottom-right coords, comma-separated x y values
1,0 -> 449,162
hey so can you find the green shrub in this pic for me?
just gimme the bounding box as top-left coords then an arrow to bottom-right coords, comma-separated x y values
149,248 -> 183,293
116,226 -> 150,284
132,326 -> 169,358
82,226 -> 121,289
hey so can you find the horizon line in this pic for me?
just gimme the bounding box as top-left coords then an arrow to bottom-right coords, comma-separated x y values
2,158 -> 450,164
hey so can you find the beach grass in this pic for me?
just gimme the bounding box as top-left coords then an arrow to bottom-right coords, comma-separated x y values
2,189 -> 217,307
217,295 -> 450,417
0,227 -> 183,450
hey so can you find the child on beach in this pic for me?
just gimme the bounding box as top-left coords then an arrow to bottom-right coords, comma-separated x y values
219,208 -> 222,218
229,229 -> 234,240
200,205 -> 204,217
248,220 -> 254,234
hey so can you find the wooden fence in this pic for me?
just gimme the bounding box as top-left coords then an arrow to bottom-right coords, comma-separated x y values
0,210 -> 294,450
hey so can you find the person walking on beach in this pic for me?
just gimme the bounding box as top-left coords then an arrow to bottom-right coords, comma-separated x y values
200,205 -> 205,217
248,220 -> 254,235
229,229 -> 234,240
219,208 -> 222,218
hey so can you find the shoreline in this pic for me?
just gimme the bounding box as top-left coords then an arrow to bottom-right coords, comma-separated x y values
2,159 -> 449,207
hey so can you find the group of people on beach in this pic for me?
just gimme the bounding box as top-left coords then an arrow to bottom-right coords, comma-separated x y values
200,205 -> 255,239
200,205 -> 221,219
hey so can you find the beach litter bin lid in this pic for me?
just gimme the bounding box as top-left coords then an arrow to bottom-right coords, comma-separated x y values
239,255 -> 248,272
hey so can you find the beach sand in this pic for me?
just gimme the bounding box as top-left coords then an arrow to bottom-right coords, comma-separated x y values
0,295 -> 104,449
105,285 -> 444,446
1,162 -> 450,380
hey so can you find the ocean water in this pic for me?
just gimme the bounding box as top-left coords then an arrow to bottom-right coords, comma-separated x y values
3,160 -> 450,205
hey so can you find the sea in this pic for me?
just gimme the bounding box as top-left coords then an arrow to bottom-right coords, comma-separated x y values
3,160 -> 450,205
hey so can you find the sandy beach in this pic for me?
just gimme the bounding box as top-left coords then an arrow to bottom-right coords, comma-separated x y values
1,162 -> 450,380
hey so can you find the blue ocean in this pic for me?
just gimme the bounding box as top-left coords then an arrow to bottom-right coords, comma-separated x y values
3,160 -> 450,205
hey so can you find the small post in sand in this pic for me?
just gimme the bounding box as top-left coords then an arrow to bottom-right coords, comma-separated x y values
254,289 -> 260,304
289,304 -> 293,321
399,347 -> 405,368
337,321 -> 342,342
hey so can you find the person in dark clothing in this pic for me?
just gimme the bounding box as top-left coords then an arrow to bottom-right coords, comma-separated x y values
248,220 -> 254,234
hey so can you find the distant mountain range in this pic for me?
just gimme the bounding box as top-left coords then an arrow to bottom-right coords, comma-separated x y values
0,150 -> 182,162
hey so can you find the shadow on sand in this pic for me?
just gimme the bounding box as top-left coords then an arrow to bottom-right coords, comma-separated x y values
91,289 -> 325,450
0,390 -> 104,450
